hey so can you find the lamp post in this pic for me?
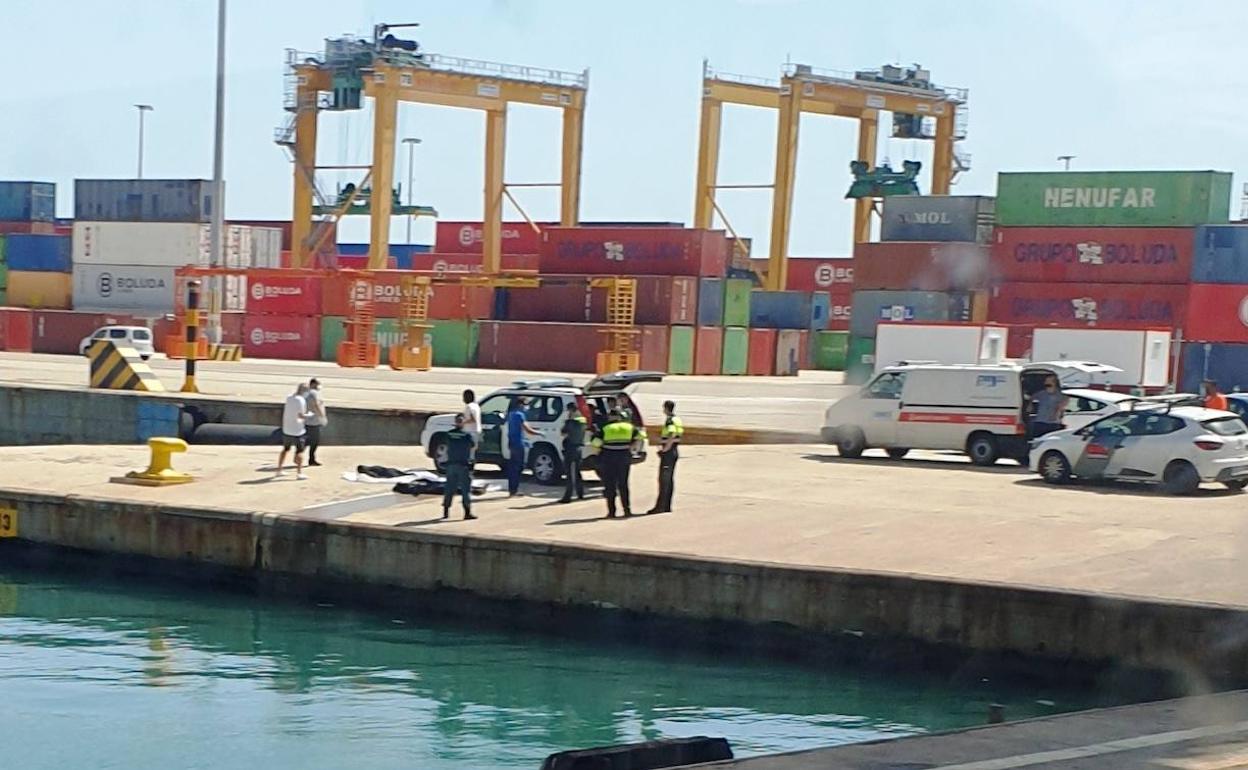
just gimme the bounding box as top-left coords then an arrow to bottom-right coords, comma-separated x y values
402,137 -> 422,244
134,104 -> 154,178
1057,155 -> 1075,171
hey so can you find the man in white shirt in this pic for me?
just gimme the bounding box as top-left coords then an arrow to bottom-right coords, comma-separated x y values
305,378 -> 328,467
277,383 -> 314,480
461,389 -> 482,456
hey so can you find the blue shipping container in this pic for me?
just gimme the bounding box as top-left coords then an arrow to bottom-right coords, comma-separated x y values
1178,342 -> 1248,393
849,290 -> 971,338
697,278 -> 724,326
5,234 -> 71,272
1192,225 -> 1248,284
749,290 -> 814,330
810,291 -> 831,330
880,195 -> 995,243
74,179 -> 215,223
0,181 -> 56,222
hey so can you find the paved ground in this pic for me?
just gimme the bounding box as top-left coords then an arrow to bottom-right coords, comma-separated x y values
5,443 -> 1248,608
712,691 -> 1248,768
0,352 -> 850,435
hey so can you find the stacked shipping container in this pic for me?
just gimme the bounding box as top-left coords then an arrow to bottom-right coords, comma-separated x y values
0,182 -> 64,309
1180,226 -> 1248,389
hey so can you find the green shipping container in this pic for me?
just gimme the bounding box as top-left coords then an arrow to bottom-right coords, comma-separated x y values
996,170 -> 1232,226
668,325 -> 695,375
845,336 -> 876,385
812,330 -> 849,371
320,316 -> 401,364
0,262 -> 8,291
428,320 -> 479,368
723,279 -> 752,327
721,326 -> 748,375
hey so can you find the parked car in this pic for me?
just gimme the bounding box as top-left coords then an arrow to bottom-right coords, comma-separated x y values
1056,388 -> 1142,431
1029,405 -> 1248,494
79,325 -> 155,360
420,371 -> 664,485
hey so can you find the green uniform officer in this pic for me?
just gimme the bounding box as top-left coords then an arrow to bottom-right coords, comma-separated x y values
647,400 -> 683,514
441,414 -> 477,520
559,402 -> 588,503
591,409 -> 643,518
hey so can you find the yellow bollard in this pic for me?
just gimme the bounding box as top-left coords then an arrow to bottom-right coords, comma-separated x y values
111,437 -> 194,487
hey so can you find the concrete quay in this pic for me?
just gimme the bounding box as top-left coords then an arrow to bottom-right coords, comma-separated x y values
5,443 -> 1248,686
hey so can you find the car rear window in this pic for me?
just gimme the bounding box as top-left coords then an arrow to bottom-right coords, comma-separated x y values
1203,417 -> 1248,436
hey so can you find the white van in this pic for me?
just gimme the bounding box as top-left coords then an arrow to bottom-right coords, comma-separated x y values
820,362 -> 1121,465
79,326 -> 155,360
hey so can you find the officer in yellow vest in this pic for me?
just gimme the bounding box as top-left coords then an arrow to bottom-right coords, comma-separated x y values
591,408 -> 644,518
647,400 -> 683,514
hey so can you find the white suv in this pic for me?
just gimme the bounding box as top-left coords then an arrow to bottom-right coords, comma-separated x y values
79,326 -> 155,360
420,371 -> 663,485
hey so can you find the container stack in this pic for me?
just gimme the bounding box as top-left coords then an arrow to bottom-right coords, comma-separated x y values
1179,226 -> 1248,390
846,195 -> 995,382
0,182 -> 63,308
0,181 -> 56,236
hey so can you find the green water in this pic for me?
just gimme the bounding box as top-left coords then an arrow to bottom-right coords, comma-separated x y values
0,563 -> 1114,769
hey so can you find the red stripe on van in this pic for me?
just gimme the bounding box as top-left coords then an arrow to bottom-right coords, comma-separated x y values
899,411 -> 1018,426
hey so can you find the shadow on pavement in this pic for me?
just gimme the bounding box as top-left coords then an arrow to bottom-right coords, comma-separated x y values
1012,477 -> 1243,498
801,453 -> 1028,475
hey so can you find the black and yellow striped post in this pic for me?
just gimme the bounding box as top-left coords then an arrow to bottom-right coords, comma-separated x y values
181,280 -> 201,393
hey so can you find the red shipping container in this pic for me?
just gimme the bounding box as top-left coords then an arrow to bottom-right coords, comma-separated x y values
747,329 -> 777,376
853,242 -> 993,291
243,314 -> 320,360
279,250 -> 292,268
477,321 -> 605,373
31,309 -> 137,354
988,283 -> 1187,330
780,257 -> 855,291
0,308 -> 34,352
1183,284 -> 1248,342
336,254 -> 398,270
540,228 -> 728,277
992,227 -> 1194,284
436,221 -> 549,255
694,327 -> 723,375
246,275 -> 323,315
828,298 -> 852,331
639,325 -> 670,372
219,311 -> 246,345
406,252 -> 540,276
0,221 -> 55,235
322,272 -> 492,320
1003,324 -> 1035,359
504,275 -> 698,325
637,275 -> 698,325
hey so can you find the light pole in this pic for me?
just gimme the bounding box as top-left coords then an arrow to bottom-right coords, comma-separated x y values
1057,155 -> 1075,171
134,104 -> 154,178
402,137 -> 422,244
207,0 -> 227,345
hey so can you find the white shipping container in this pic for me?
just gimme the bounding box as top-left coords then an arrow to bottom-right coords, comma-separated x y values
1030,328 -> 1171,388
251,227 -> 282,268
225,274 -> 247,311
72,263 -> 179,313
875,322 -> 1009,373
224,225 -> 253,268
74,222 -> 211,268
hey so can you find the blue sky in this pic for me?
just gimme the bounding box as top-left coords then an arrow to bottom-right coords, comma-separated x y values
3,0 -> 1245,254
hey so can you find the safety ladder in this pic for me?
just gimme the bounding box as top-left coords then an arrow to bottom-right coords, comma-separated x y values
390,275 -> 434,370
591,277 -> 640,374
336,275 -> 380,368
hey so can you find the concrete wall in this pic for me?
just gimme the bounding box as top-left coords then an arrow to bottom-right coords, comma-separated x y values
5,487 -> 1247,683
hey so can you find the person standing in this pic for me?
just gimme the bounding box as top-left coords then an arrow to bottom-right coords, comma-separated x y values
1204,380 -> 1230,411
647,400 -> 683,514
1030,375 -> 1068,438
441,414 -> 476,520
559,402 -> 588,504
461,389 -> 482,455
504,397 -> 540,497
276,383 -> 314,480
305,378 -> 328,467
591,408 -> 643,518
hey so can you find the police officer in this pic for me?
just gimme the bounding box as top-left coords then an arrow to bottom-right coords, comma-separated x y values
591,408 -> 643,518
441,414 -> 477,520
647,400 -> 683,514
559,402 -> 588,504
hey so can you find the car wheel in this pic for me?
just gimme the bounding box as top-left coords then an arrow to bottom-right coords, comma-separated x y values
141,354 -> 151,361
1224,479 -> 1248,492
430,435 -> 449,473
836,427 -> 867,459
886,448 -> 910,460
528,445 -> 562,486
1162,461 -> 1200,495
1039,451 -> 1072,485
966,432 -> 999,466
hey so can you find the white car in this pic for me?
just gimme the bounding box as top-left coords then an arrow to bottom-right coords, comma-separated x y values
79,325 -> 155,360
420,371 -> 663,485
1059,388 -> 1142,431
1029,405 -> 1248,494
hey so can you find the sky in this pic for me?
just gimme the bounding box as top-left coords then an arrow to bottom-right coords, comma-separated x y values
3,0 -> 1247,254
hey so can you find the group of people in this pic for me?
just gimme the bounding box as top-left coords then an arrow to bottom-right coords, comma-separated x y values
277,378 -> 327,479
1027,375 -> 1237,440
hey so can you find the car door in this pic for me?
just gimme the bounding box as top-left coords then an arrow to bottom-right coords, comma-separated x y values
1110,413 -> 1187,479
1071,412 -> 1139,480
1063,395 -> 1116,431
523,395 -> 564,449
476,394 -> 511,460
859,371 -> 905,445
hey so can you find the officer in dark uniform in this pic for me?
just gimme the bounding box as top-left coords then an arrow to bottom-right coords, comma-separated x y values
591,408 -> 643,518
441,414 -> 477,520
647,400 -> 683,514
559,402 -> 588,503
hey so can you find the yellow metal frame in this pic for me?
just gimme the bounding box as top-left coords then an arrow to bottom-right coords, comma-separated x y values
693,62 -> 964,290
290,56 -> 588,273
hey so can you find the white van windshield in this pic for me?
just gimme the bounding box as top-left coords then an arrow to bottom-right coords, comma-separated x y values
865,372 -> 905,400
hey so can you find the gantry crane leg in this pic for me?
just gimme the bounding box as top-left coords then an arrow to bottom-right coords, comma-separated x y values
854,109 -> 879,243
693,97 -> 722,231
766,83 -> 801,292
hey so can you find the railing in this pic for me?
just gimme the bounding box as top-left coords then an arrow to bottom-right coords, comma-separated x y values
784,62 -> 968,103
406,52 -> 588,89
703,61 -> 779,89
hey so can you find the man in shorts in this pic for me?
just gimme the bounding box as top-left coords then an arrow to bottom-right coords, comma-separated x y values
277,383 -> 314,480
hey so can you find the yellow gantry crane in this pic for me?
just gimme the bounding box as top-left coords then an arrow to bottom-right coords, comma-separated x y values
278,24 -> 589,273
693,61 -> 969,291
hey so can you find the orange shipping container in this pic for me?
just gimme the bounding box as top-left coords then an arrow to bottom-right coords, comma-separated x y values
0,308 -> 34,351
694,327 -> 723,375
747,329 -> 777,376
6,271 -> 72,309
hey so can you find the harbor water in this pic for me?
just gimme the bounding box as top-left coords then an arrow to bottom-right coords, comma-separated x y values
0,561 -> 1121,769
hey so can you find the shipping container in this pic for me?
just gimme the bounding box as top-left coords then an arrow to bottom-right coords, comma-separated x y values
0,260 -> 7,291
995,170 -> 1232,227
72,264 -> 177,312
668,325 -> 695,375
849,290 -> 971,338
846,336 -> 876,385
321,272 -> 492,320
721,327 -> 748,375
31,309 -> 137,354
229,220 -> 295,252
320,316 -> 402,365
0,308 -> 34,351
435,220 -> 548,255
74,221 -> 210,268
249,274 -> 323,315
1179,343 -> 1248,393
829,298 -> 852,331
6,234 -> 71,272
774,330 -> 807,376
639,325 -> 671,373
722,278 -> 751,327
694,327 -> 723,375
988,282 -> 1187,331
1191,225 -> 1248,284
812,330 -> 849,371
880,195 -> 995,243
540,227 -> 728,277
875,323 -> 1009,372
1184,284 -> 1248,342
0,182 -> 56,222
6,271 -> 71,309
747,290 -> 832,330
75,179 -> 216,223
1004,324 -> 1034,359
1031,328 -> 1171,387
756,257 -> 854,292
747,329 -> 777,376
428,319 -> 479,367
335,254 -> 398,271
992,227 -> 1194,284
502,274 -> 700,326
403,252 -> 540,276
853,241 -> 993,291
477,321 -> 604,373
243,314 -> 320,360
697,278 -> 724,326
0,221 -> 55,235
